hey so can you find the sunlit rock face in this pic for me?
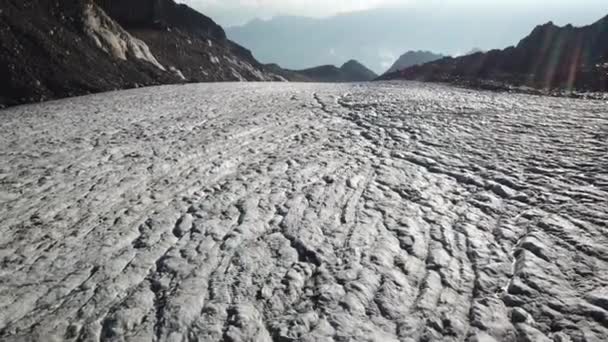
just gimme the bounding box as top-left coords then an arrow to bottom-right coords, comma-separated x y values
83,2 -> 166,70
1,82 -> 607,342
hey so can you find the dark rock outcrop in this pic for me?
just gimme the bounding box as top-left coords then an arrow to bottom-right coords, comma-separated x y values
0,0 -> 280,108
270,60 -> 377,83
384,50 -> 445,74
379,15 -> 608,92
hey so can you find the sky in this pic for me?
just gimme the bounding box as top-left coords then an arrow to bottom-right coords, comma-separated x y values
180,0 -> 404,25
179,0 -> 608,27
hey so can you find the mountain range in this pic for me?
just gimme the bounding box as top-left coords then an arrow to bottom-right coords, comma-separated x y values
379,15 -> 608,92
266,60 -> 377,83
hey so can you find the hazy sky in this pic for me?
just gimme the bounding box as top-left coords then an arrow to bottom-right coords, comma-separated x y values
180,0 -> 607,27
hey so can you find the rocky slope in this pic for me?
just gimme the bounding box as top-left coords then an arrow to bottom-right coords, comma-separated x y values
380,15 -> 608,92
269,60 -> 378,82
97,0 -> 282,83
1,82 -> 607,341
384,51 -> 445,74
0,0 -> 280,108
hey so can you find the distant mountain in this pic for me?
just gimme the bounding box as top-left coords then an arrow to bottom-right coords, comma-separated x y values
384,51 -> 445,74
225,6 -> 604,75
379,15 -> 608,92
264,64 -> 314,82
268,60 -> 377,83
0,0 -> 281,108
338,60 -> 378,82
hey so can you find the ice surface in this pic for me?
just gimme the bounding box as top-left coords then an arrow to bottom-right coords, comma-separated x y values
0,82 -> 607,341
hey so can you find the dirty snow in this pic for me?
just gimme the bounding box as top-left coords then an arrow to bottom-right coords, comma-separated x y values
0,82 -> 607,342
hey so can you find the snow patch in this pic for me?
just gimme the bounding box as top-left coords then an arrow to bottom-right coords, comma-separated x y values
242,62 -> 265,80
209,55 -> 220,64
224,56 -> 239,66
223,55 -> 272,81
230,68 -> 246,81
83,3 -> 165,71
169,66 -> 187,81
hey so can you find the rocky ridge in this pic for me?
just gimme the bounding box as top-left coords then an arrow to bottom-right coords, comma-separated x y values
268,60 -> 378,82
379,15 -> 608,92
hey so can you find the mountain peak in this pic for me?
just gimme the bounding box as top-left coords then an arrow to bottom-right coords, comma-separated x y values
341,59 -> 364,68
384,50 -> 445,74
340,60 -> 378,80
